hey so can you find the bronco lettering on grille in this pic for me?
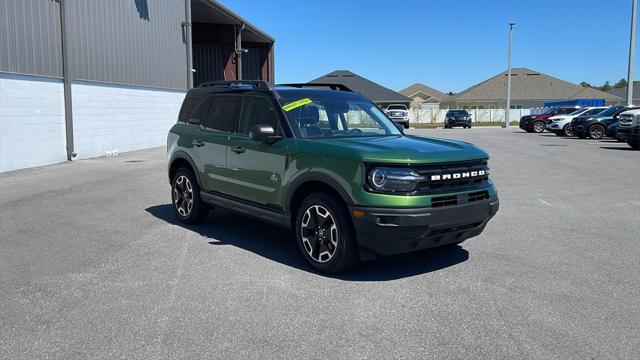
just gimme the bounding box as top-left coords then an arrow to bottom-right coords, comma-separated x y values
430,170 -> 486,182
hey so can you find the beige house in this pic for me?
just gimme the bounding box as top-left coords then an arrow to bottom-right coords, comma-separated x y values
400,83 -> 452,109
441,67 -> 622,109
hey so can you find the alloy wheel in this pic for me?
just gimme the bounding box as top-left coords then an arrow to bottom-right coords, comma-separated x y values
563,125 -> 574,137
173,175 -> 194,217
533,121 -> 545,133
589,125 -> 604,139
300,205 -> 338,263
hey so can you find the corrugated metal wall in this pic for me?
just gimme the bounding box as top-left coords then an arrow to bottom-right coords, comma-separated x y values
192,43 -> 223,86
65,0 -> 187,90
0,0 -> 63,77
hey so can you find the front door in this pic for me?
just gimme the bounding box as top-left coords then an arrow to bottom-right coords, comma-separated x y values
224,95 -> 291,210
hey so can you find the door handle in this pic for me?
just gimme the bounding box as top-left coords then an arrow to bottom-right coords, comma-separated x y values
192,139 -> 204,147
230,145 -> 245,154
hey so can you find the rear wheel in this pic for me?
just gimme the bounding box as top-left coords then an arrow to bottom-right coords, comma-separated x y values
562,124 -> 575,137
171,168 -> 208,224
532,121 -> 545,133
295,192 -> 359,273
588,124 -> 605,139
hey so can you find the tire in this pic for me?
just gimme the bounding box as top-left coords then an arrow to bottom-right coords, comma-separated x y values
295,192 -> 359,273
628,140 -> 640,150
588,124 -> 605,139
562,124 -> 575,137
467,124 -> 472,129
403,122 -> 409,129
532,121 -> 545,133
171,168 -> 209,224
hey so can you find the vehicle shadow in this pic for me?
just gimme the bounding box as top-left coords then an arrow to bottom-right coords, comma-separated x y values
145,204 -> 469,281
600,146 -> 635,151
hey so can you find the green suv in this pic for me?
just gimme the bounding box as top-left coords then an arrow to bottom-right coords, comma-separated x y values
167,81 -> 499,273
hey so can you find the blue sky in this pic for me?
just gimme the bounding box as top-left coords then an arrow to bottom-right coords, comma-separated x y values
220,0 -> 638,93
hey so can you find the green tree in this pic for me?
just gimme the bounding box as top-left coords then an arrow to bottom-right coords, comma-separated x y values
579,81 -> 592,88
599,81 -> 612,92
614,79 -> 628,89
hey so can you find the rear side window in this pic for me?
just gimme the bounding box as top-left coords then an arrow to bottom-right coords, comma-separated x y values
202,96 -> 241,133
238,96 -> 280,135
178,96 -> 206,123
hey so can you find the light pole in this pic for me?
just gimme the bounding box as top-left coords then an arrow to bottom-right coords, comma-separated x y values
505,22 -> 515,128
626,0 -> 637,105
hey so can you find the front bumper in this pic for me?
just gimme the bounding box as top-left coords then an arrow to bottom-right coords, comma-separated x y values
618,126 -> 640,141
390,117 -> 409,122
349,196 -> 499,260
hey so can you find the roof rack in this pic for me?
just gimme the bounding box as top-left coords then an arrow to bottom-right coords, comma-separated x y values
279,83 -> 353,92
198,80 -> 270,90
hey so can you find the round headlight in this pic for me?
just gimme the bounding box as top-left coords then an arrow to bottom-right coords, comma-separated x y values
370,169 -> 387,188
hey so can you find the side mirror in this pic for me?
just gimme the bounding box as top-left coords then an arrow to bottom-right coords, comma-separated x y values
249,124 -> 281,142
187,118 -> 201,125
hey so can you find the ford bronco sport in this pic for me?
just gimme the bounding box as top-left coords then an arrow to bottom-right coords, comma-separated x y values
167,81 -> 499,273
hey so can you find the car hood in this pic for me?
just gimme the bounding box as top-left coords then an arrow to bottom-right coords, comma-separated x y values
521,114 -> 552,121
299,135 -> 489,163
573,115 -> 612,123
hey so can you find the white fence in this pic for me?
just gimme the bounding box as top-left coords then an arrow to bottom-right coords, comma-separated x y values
408,108 -> 533,124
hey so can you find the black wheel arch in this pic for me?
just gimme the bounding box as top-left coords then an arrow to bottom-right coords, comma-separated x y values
284,172 -> 355,227
168,151 -> 202,188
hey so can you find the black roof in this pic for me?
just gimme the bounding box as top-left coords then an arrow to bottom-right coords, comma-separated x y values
310,70 -> 411,103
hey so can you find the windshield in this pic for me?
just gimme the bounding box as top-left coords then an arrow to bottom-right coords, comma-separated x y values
279,95 -> 402,139
583,108 -> 606,116
542,107 -> 557,114
598,106 -> 623,116
449,110 -> 469,116
569,108 -> 587,115
387,105 -> 406,110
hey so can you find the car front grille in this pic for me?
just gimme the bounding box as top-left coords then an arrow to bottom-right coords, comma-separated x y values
413,159 -> 489,195
619,115 -> 633,127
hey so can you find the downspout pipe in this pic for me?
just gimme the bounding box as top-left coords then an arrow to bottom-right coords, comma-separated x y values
235,23 -> 245,80
183,0 -> 193,89
59,0 -> 75,160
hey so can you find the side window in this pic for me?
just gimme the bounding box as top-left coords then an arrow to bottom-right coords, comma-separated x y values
238,96 -> 280,135
178,96 -> 206,123
202,96 -> 241,133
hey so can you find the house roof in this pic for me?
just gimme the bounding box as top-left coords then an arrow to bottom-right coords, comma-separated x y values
399,83 -> 452,103
447,67 -> 622,103
608,81 -> 640,100
309,70 -> 411,103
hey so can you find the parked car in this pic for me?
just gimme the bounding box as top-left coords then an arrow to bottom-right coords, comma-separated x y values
617,109 -> 640,149
384,104 -> 410,129
444,110 -> 472,128
606,122 -> 623,141
519,106 -> 581,133
612,105 -> 639,122
546,107 -> 607,137
167,80 -> 499,273
571,105 -> 628,139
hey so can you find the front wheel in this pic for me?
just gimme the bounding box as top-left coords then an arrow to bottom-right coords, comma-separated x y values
628,139 -> 640,150
588,124 -> 605,139
295,192 -> 359,273
171,168 -> 209,224
403,122 -> 409,129
532,121 -> 545,133
562,124 -> 574,137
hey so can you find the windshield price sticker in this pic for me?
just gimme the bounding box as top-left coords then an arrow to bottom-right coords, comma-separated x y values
282,98 -> 313,112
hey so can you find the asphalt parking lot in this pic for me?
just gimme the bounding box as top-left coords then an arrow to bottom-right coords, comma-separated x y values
1,128 -> 639,359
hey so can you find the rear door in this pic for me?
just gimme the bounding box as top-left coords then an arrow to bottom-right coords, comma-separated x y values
197,95 -> 241,192
224,95 -> 293,210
